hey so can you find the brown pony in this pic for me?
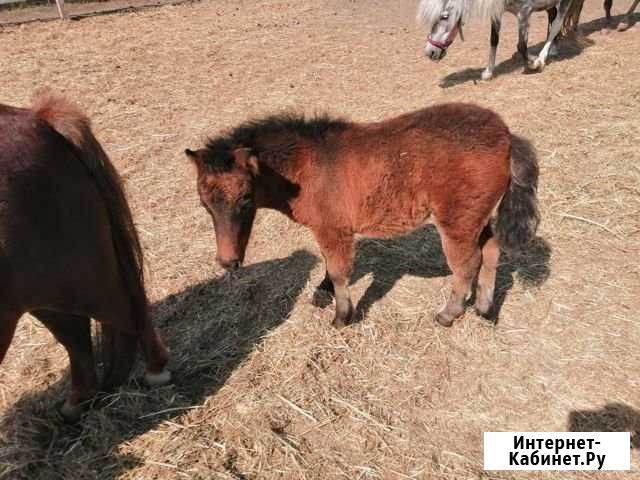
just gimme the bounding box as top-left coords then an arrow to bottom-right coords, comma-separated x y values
186,103 -> 539,328
0,93 -> 170,422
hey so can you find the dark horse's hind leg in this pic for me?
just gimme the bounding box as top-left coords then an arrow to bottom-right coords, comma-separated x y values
435,231 -> 482,327
0,307 -> 21,364
31,310 -> 98,423
604,0 -> 613,22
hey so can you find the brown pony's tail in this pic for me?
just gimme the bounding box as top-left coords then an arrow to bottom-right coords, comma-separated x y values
32,91 -> 147,385
494,134 -> 540,252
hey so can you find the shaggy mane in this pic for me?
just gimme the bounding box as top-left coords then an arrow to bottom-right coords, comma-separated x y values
203,113 -> 349,172
417,0 -> 505,30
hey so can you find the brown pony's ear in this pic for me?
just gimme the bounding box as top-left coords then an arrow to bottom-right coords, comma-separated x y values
233,147 -> 259,175
185,148 -> 204,172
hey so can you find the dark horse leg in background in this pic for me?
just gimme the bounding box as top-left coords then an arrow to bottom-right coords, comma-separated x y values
605,0 -> 613,21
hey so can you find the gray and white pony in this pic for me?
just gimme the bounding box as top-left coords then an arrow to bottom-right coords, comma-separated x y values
418,0 -> 582,80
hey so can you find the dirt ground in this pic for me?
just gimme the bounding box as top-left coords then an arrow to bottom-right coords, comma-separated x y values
0,0 -> 639,479
0,0 -> 186,26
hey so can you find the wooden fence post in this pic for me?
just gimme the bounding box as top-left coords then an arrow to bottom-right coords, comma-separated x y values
55,0 -> 67,19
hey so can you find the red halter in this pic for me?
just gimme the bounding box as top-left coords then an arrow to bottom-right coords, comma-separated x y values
427,18 -> 464,50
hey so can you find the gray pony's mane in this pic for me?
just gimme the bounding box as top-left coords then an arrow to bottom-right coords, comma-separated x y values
417,0 -> 505,29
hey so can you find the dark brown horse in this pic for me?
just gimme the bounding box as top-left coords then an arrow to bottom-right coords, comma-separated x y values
563,0 -> 638,32
0,93 -> 170,422
186,103 -> 539,328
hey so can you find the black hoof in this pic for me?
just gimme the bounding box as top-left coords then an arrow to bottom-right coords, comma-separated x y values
56,400 -> 84,424
435,311 -> 455,327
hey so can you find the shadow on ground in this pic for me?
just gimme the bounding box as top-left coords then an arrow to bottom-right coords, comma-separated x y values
0,229 -> 552,478
436,12 -> 633,88
569,402 -> 640,448
0,249 -> 317,480
313,225 -> 552,325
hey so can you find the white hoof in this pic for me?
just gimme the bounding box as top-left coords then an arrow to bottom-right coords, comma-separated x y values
531,57 -> 545,71
481,69 -> 493,81
617,20 -> 632,32
145,369 -> 171,386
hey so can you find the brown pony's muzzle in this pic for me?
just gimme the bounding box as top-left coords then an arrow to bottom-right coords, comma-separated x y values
217,256 -> 242,272
215,227 -> 248,272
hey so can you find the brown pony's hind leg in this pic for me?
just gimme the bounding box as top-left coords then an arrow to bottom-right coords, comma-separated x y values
140,323 -> 170,386
475,226 -> 500,318
31,310 -> 98,423
436,232 -> 482,327
313,230 -> 354,327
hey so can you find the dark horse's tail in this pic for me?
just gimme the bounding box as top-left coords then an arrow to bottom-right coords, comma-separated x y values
32,91 -> 147,385
494,134 -> 540,252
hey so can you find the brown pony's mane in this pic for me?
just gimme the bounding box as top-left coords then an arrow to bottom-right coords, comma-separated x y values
203,113 -> 349,172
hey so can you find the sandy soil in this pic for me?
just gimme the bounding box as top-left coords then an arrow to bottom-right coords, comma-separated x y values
0,1 -> 638,479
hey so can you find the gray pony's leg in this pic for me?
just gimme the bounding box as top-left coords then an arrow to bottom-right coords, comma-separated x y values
547,8 -> 559,57
531,0 -> 572,70
618,0 -> 639,30
482,17 -> 502,80
516,7 -> 535,69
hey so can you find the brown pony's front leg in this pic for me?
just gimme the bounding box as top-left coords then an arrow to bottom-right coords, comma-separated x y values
314,230 -> 354,327
317,269 -> 335,295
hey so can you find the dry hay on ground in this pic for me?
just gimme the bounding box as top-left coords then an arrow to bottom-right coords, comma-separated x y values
0,0 -> 638,479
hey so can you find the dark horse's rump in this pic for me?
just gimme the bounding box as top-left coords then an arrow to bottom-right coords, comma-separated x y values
0,93 -> 169,422
187,102 -> 540,328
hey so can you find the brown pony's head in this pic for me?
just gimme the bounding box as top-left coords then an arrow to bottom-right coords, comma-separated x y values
186,146 -> 259,271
